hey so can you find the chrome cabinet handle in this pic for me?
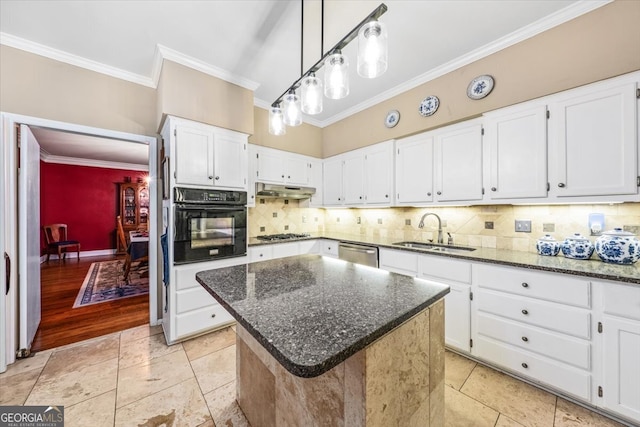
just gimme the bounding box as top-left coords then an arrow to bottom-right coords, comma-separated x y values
359,196 -> 362,199
385,194 -> 389,198
558,183 -> 566,188
215,176 -> 220,180
211,313 -> 216,318
521,362 -> 528,369
522,309 -> 529,315
208,175 -> 213,179
491,187 -> 497,191
427,192 -> 432,196
522,336 -> 528,342
437,191 -> 442,195
522,282 -> 529,288
282,174 -> 285,178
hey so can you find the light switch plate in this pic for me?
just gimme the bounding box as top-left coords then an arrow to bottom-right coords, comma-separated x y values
515,220 -> 532,233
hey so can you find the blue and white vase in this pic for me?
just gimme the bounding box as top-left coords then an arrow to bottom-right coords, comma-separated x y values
561,233 -> 594,260
536,235 -> 560,256
595,228 -> 640,265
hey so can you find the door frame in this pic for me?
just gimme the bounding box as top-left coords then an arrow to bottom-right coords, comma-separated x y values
1,112 -> 159,369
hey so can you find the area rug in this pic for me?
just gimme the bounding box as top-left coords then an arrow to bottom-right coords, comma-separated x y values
73,260 -> 149,308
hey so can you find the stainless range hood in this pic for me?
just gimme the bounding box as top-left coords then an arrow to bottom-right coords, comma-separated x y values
255,183 -> 316,199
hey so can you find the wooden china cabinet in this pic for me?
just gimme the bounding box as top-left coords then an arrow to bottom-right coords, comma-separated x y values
117,182 -> 149,253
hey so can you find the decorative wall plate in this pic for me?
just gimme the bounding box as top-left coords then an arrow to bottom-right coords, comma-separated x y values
467,75 -> 494,99
385,110 -> 400,128
418,96 -> 439,117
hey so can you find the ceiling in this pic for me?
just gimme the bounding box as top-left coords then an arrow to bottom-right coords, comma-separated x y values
1,0 -> 606,163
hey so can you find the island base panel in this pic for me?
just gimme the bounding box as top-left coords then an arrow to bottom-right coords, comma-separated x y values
236,300 -> 444,426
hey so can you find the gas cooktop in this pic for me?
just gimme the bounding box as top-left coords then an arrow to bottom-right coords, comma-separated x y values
256,233 -> 311,241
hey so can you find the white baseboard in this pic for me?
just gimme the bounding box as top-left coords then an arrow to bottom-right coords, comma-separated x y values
40,249 -> 117,263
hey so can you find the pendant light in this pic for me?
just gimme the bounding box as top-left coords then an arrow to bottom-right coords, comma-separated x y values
283,89 -> 302,126
324,51 -> 349,99
301,73 -> 323,115
268,104 -> 286,135
357,20 -> 388,78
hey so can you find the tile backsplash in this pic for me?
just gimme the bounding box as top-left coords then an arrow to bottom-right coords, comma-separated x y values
250,200 -> 640,254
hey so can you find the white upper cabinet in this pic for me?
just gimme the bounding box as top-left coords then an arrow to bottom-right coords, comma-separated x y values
323,157 -> 344,206
172,119 -> 248,190
484,103 -> 548,200
395,133 -> 434,205
323,140 -> 394,207
247,144 -> 258,207
306,159 -> 323,207
434,119 -> 484,202
214,133 -> 248,189
364,141 -> 394,205
343,154 -> 365,205
175,125 -> 214,187
255,146 -> 310,186
548,80 -> 638,198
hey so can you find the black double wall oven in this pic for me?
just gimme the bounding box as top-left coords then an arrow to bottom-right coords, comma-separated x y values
173,187 -> 247,264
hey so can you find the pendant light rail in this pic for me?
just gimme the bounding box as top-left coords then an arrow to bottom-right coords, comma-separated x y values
271,2 -> 388,108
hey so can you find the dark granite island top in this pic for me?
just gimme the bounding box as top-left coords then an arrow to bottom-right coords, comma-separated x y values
195,254 -> 449,378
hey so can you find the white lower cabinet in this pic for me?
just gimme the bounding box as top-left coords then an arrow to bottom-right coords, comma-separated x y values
378,249 -> 472,353
165,257 -> 248,344
321,239 -> 339,258
598,282 -> 640,422
248,245 -> 273,262
472,264 -> 593,402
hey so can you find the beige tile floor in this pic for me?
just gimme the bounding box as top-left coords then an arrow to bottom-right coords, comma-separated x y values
0,324 -> 628,427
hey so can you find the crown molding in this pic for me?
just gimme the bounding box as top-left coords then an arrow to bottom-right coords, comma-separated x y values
319,0 -> 612,127
156,44 -> 260,91
0,32 -> 156,88
40,151 -> 148,171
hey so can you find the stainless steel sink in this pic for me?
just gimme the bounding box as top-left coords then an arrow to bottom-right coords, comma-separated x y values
392,241 -> 476,254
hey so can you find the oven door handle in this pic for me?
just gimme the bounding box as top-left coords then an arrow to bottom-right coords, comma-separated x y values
175,205 -> 244,212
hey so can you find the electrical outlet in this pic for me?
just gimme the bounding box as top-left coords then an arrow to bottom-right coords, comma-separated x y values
302,216 -> 307,223
515,220 -> 532,233
378,218 -> 383,224
260,226 -> 265,232
485,221 -> 494,230
284,225 -> 289,230
543,223 -> 555,232
405,219 -> 411,226
357,217 -> 361,224
441,220 -> 447,227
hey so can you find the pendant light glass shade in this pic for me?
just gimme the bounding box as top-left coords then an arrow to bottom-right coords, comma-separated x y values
301,74 -> 323,115
268,105 -> 286,135
324,51 -> 349,99
283,90 -> 302,126
357,20 -> 388,78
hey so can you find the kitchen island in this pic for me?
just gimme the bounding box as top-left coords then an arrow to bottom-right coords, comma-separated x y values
196,254 -> 450,426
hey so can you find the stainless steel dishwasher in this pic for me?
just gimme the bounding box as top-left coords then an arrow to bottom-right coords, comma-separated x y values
338,242 -> 379,267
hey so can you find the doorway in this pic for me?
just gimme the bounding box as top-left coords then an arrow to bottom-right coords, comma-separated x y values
1,112 -> 159,370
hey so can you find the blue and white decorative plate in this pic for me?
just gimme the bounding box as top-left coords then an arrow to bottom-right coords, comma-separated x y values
467,75 -> 494,100
419,96 -> 439,117
385,110 -> 400,128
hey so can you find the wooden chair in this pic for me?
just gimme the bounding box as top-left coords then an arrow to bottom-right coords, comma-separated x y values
43,224 -> 80,262
117,216 -> 148,282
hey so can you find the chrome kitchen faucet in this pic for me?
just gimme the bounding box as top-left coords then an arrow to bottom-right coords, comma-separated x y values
418,212 -> 444,244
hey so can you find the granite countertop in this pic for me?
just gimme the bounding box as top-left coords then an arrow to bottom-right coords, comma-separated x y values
196,254 -> 449,378
248,233 -> 640,285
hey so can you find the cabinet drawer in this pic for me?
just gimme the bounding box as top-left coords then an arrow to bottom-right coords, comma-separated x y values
474,336 -> 591,401
299,240 -> 320,254
475,264 -> 590,308
419,256 -> 471,284
477,313 -> 591,370
322,240 -> 339,257
477,290 -> 591,339
175,305 -> 234,339
602,282 -> 640,321
272,242 -> 299,259
176,286 -> 218,313
379,249 -> 418,276
249,246 -> 273,262
175,266 -> 203,291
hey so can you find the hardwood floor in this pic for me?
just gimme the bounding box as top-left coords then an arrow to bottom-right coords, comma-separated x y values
32,254 -> 150,352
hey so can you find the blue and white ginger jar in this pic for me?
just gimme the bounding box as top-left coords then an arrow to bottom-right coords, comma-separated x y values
536,235 -> 560,256
595,228 -> 640,265
561,233 -> 594,260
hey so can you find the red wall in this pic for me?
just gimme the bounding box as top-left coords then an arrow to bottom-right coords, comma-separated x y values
40,162 -> 147,253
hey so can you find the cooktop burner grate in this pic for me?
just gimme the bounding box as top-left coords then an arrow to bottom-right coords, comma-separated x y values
256,233 -> 311,241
